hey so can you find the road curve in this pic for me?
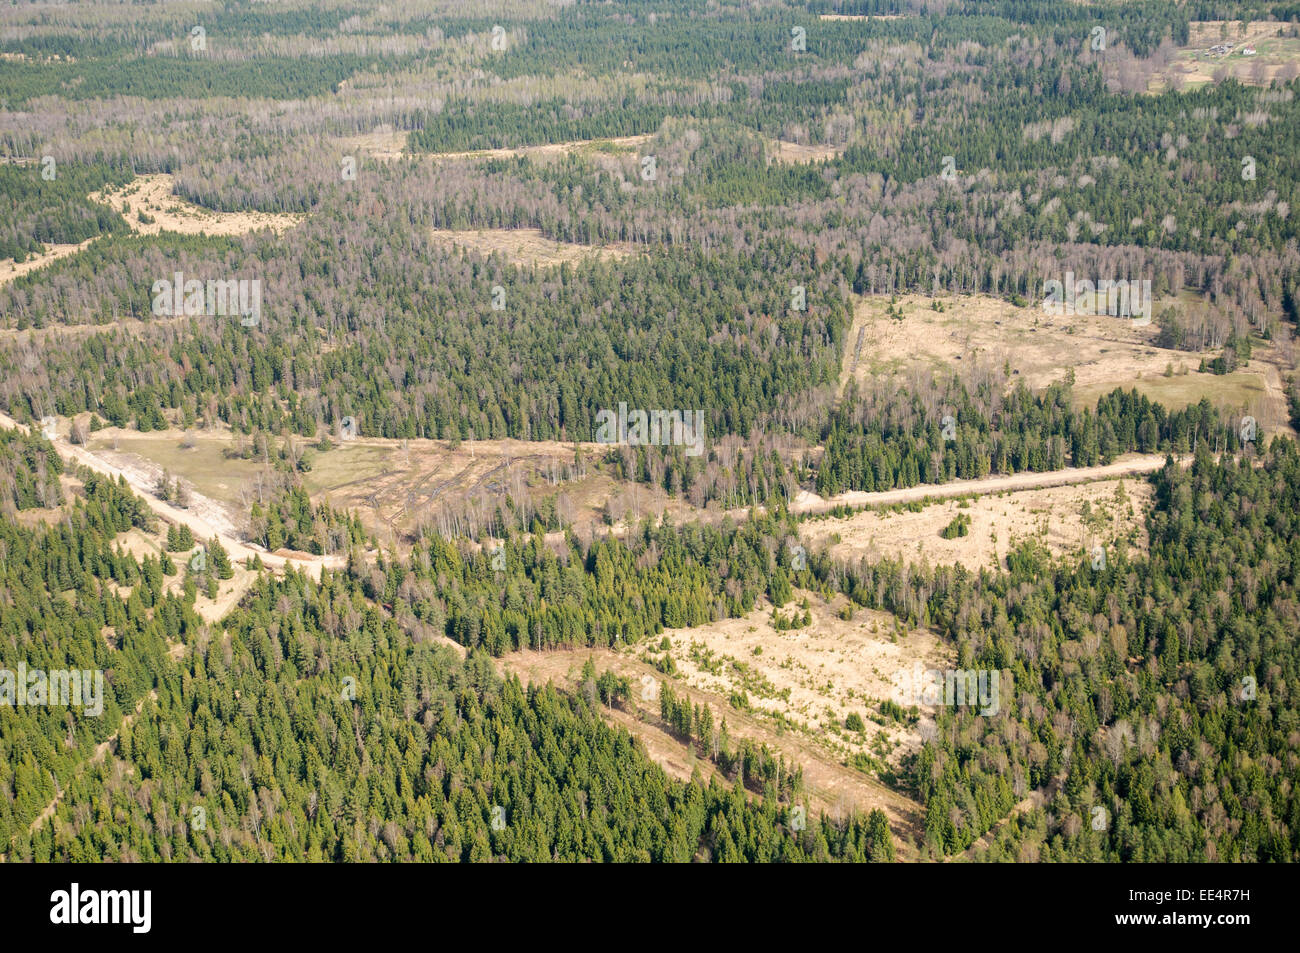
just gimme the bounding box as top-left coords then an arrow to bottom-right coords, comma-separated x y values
0,411 -> 346,580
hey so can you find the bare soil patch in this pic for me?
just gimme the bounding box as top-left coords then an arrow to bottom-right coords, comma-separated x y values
351,132 -> 653,163
427,227 -> 636,268
304,434 -> 618,545
0,239 -> 97,288
799,477 -> 1152,574
818,13 -> 912,20
0,413 -> 343,581
497,640 -> 926,856
653,590 -> 951,769
842,293 -> 1293,432
2,173 -> 303,290
768,140 -> 845,164
92,174 -> 303,237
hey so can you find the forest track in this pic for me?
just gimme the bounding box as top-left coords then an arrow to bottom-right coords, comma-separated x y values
0,313 -> 191,338
27,690 -> 157,838
783,453 -> 1177,518
0,411 -> 345,580
418,134 -> 652,164
496,646 -> 926,859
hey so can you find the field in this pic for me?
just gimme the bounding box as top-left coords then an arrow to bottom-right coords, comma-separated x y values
91,174 -> 303,237
86,428 -> 260,527
817,14 -> 911,21
841,292 -> 1295,435
426,227 -> 636,268
1147,21 -> 1300,92
81,420 -> 693,546
0,428 -> 260,625
496,599 -> 936,856
799,476 -> 1153,574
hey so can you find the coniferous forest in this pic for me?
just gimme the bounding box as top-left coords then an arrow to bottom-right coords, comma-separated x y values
1,0 -> 1298,878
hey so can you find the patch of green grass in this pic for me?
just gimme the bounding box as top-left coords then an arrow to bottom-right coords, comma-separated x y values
1073,369 -> 1266,415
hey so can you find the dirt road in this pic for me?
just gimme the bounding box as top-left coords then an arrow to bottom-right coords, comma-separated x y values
0,411 -> 345,580
496,646 -> 925,859
785,453 -> 1178,517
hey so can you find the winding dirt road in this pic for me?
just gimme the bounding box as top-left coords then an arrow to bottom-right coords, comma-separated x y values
0,411 -> 345,580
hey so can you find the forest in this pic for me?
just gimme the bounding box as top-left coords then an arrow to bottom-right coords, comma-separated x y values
2,0 -> 1297,864
0,433 -> 891,862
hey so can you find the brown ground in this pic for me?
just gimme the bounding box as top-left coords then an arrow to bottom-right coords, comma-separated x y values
56,417 -> 707,552
91,174 -> 303,237
343,131 -> 653,164
496,639 -> 926,858
347,127 -> 842,170
2,173 -> 304,289
785,452 -> 1173,519
768,141 -> 845,164
0,314 -> 189,337
301,433 -> 705,546
818,14 -> 911,20
842,293 -> 1295,436
654,590 -> 951,766
800,477 -> 1152,574
1148,21 -> 1300,92
0,239 -> 97,288
0,412 -> 345,584
427,227 -> 636,268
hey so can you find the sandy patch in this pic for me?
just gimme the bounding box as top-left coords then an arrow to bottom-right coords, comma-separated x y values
655,591 -> 951,768
818,14 -> 911,20
2,172 -> 303,291
769,140 -> 845,164
0,239 -> 99,288
337,128 -> 408,160
497,640 -> 926,854
841,293 -> 1291,431
800,477 -> 1152,573
350,131 -> 653,163
0,412 -> 344,581
92,174 -> 303,236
